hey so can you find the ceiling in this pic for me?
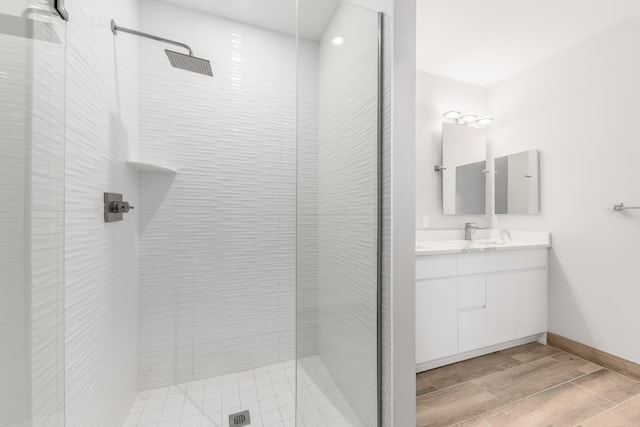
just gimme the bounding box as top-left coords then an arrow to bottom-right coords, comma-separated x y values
162,0 -> 340,40
416,0 -> 640,87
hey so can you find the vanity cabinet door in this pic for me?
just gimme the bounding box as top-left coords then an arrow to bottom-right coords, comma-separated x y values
416,278 -> 458,363
518,269 -> 548,337
486,273 -> 519,346
459,308 -> 486,352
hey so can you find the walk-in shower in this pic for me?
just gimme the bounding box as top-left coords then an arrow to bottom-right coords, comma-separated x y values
0,0 -> 387,426
111,19 -> 213,76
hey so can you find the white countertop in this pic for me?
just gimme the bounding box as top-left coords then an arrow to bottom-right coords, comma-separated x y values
416,230 -> 551,256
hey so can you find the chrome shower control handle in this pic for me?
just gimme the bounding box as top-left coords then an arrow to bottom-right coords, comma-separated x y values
109,201 -> 134,213
104,192 -> 133,222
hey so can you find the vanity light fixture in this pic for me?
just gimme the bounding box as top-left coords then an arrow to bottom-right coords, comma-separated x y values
442,111 -> 493,127
476,116 -> 493,126
442,110 -> 462,120
460,113 -> 478,123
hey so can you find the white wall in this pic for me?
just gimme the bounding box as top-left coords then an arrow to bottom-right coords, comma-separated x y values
136,0 -> 311,388
488,14 -> 640,363
415,71 -> 488,229
64,0 -> 140,425
388,0 -> 417,425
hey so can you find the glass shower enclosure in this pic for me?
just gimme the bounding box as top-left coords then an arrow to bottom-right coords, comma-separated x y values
0,0 -> 384,426
296,1 -> 383,426
0,0 -> 66,426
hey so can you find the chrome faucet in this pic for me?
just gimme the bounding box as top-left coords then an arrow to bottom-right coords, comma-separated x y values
464,222 -> 481,240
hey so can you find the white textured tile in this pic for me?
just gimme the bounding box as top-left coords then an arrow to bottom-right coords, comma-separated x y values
139,409 -> 164,425
257,385 -> 275,400
180,416 -> 204,427
240,389 -> 258,404
254,374 -> 271,388
259,397 -> 278,414
203,398 -> 221,413
239,378 -> 256,392
123,412 -> 141,427
221,374 -> 238,385
261,409 -> 282,426
136,0 -> 307,390
64,0 -> 140,425
145,397 -> 168,411
181,403 -> 202,419
221,393 -> 241,410
131,400 -> 147,413
205,377 -> 222,388
149,387 -> 170,399
280,404 -> 295,421
127,362 -> 363,427
238,369 -> 254,380
186,388 -> 205,403
165,393 -> 186,407
221,382 -> 239,395
161,405 -> 184,421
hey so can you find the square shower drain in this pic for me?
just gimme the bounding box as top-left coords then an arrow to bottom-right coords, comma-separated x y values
229,410 -> 251,426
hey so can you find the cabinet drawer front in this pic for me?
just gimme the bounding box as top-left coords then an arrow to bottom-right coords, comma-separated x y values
458,276 -> 486,309
486,249 -> 547,272
458,252 -> 486,275
416,255 -> 457,280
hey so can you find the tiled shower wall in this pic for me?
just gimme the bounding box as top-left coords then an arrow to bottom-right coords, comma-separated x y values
64,0 -> 140,425
136,0 -> 319,388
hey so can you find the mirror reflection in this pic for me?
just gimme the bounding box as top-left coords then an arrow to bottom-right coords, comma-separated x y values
442,122 -> 487,215
495,149 -> 539,214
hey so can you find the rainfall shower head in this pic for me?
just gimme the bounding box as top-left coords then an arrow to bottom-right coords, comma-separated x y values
111,19 -> 213,77
165,50 -> 213,76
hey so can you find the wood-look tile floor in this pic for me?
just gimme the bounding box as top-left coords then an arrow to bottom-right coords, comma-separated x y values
416,343 -> 640,427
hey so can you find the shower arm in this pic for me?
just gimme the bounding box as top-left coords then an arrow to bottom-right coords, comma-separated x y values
111,20 -> 193,56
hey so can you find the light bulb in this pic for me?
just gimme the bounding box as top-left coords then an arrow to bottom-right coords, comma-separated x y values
476,116 -> 493,126
442,110 -> 462,120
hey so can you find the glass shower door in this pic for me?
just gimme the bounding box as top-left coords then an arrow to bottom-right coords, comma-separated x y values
0,1 -> 66,426
296,1 -> 382,426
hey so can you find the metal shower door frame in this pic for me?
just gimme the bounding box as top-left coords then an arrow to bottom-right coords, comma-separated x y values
376,10 -> 385,427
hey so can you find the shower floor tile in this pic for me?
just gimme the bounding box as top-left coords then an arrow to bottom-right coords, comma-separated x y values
125,357 -> 362,427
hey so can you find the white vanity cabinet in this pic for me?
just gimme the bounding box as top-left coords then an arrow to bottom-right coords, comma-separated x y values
416,248 -> 548,371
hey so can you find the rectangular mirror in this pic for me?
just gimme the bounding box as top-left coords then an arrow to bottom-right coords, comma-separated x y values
442,122 -> 487,215
495,149 -> 539,214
